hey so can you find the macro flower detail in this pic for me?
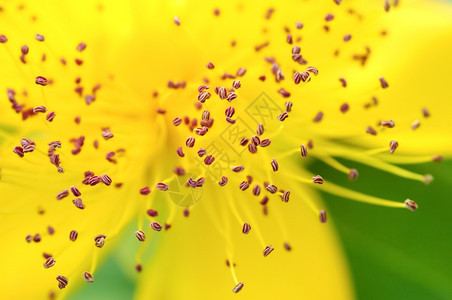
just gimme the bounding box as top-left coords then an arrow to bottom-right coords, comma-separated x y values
0,0 -> 451,299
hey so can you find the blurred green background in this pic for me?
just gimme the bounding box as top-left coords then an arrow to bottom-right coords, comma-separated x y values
70,159 -> 452,299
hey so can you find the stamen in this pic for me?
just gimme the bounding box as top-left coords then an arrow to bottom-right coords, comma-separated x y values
275,69 -> 285,82
173,117 -> 182,126
380,120 -> 395,128
198,91 -> 211,103
156,183 -> 169,191
325,14 -> 334,21
76,42 -> 87,52
340,103 -> 349,113
33,106 -> 47,113
135,230 -> 146,242
411,120 -> 420,130
186,137 -> 195,148
48,226 -> 55,235
251,136 -> 260,146
194,127 -> 208,136
285,102 -> 293,112
198,148 -> 207,157
140,187 -> 151,195
206,62 -> 215,69
225,106 -> 235,118
339,78 -> 347,87
101,128 -> 114,140
232,165 -> 244,173
88,176 -> 102,186
404,199 -> 418,211
177,147 -> 185,157
226,117 -> 236,124
136,264 -> 142,272
106,152 -> 116,163
150,221 -> 162,231
202,110 -> 210,122
70,186 -> 82,197
423,174 -> 433,184
319,210 -> 327,223
266,185 -> 278,194
219,176 -> 228,186
242,223 -> 251,234
263,246 -> 274,257
94,235 -> 107,248
56,275 -> 68,289
422,107 -> 430,118
35,33 -> 45,41
174,16 -> 181,26
233,282 -> 244,293
432,155 -> 443,162
313,112 -> 323,122
366,126 -> 377,136
33,234 -> 41,242
253,185 -> 261,196
277,112 -> 289,121
389,140 -> 398,154
260,139 -> 271,147
349,169 -> 359,180
281,190 -> 290,202
284,242 -> 292,251
83,272 -> 94,283
278,89 -> 291,98
204,155 -> 215,165
232,80 -> 241,89
240,137 -> 249,146
236,68 -> 247,77
196,177 -> 205,187
239,181 -> 249,191
46,111 -> 56,122
26,235 -> 32,243
306,66 -> 319,76
271,159 -> 279,171
384,0 -> 390,12
72,198 -> 85,209
226,92 -> 237,102
43,257 -> 56,269
379,77 -> 389,88
312,175 -> 324,184
147,209 -> 158,217
286,34 -> 293,44
343,34 -> 352,42
300,144 -> 308,157
35,76 -> 48,86
56,190 -> 69,200
69,230 -> 78,241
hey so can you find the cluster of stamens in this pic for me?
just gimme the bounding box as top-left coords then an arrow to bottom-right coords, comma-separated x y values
0,0 -> 442,297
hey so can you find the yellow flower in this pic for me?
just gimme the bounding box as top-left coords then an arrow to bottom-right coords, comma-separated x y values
0,0 -> 451,299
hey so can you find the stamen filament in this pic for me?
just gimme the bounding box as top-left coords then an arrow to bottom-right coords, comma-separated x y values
236,198 -> 265,247
317,182 -> 405,208
89,249 -> 99,274
315,155 -> 350,175
227,253 -> 239,285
